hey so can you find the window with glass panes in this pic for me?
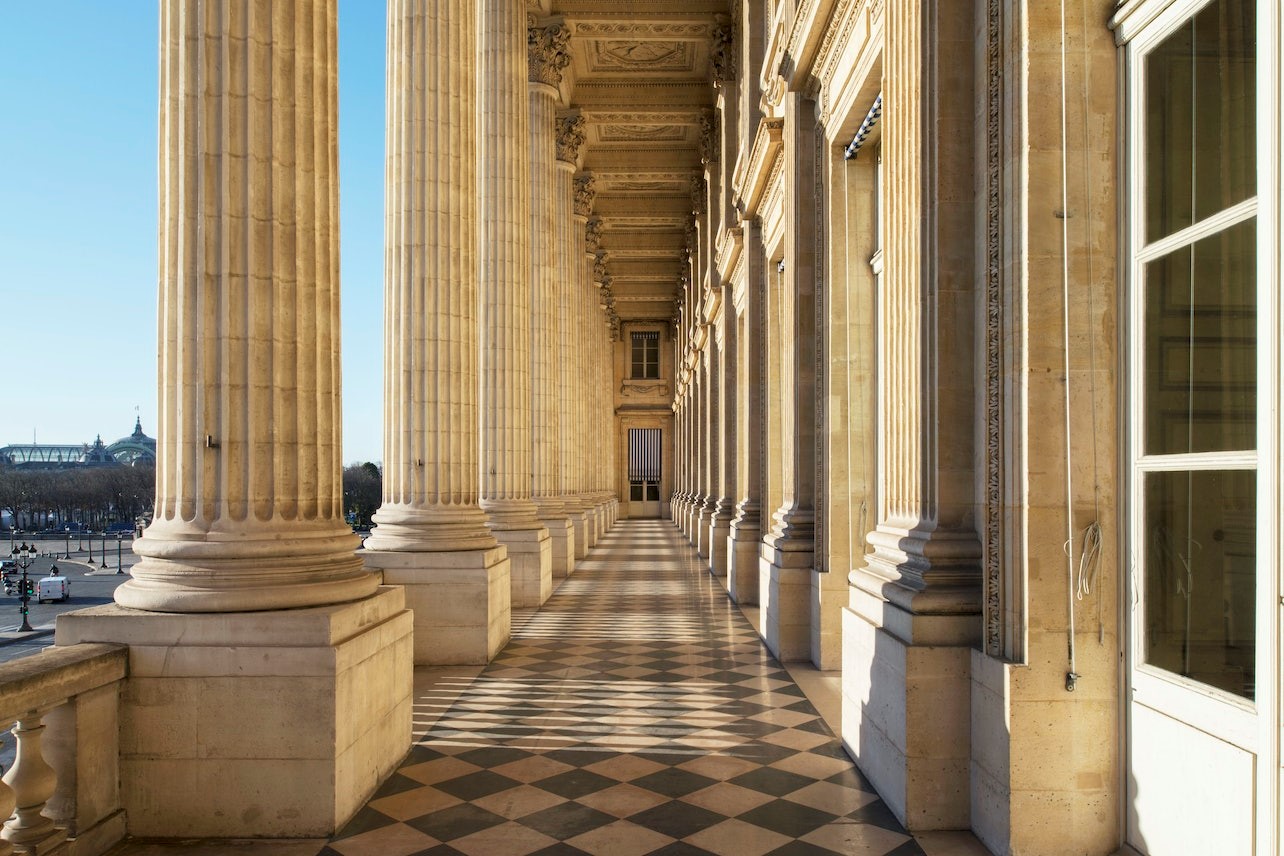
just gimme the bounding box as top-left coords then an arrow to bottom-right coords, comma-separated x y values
1131,0 -> 1257,699
631,331 -> 660,379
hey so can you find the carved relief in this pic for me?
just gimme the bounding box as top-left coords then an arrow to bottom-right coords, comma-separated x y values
555,113 -> 586,164
599,124 -> 686,142
593,253 -> 609,282
621,382 -> 671,397
528,24 -> 571,87
573,173 -> 597,217
590,41 -> 694,72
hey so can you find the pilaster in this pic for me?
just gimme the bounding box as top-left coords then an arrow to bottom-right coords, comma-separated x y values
843,0 -> 982,830
729,220 -> 767,605
759,92 -> 820,663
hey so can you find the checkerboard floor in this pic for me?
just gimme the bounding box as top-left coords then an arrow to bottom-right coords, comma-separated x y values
321,519 -> 926,856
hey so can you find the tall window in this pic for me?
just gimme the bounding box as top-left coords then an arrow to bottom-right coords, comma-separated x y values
1132,0 -> 1257,699
631,331 -> 660,379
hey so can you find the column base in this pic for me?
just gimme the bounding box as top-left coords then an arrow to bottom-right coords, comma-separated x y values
708,510 -> 733,580
54,588 -> 413,838
567,508 -> 589,559
363,546 -> 511,665
492,526 -> 552,607
840,586 -> 972,830
727,518 -> 761,605
758,540 -> 813,662
541,516 -> 575,579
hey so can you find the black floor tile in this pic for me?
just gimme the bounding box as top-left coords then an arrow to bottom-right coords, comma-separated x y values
405,803 -> 509,841
625,801 -> 726,839
518,801 -> 617,839
736,798 -> 842,838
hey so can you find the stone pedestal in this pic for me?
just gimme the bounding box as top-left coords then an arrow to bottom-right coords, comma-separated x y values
758,538 -> 812,661
55,588 -> 413,838
727,509 -> 761,604
841,587 -> 972,830
542,515 -> 575,579
363,550 -> 510,664
491,528 -> 552,607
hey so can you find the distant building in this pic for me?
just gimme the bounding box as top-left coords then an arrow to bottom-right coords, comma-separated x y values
0,418 -> 156,469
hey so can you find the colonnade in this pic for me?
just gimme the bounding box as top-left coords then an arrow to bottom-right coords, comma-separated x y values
57,0 -> 617,837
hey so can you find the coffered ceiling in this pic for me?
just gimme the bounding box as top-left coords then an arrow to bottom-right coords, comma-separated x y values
538,0 -> 732,329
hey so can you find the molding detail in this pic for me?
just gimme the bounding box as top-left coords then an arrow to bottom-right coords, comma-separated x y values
983,0 -> 1004,659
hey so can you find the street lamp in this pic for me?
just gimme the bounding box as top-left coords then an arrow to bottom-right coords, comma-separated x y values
63,529 -> 72,560
10,542 -> 37,633
99,532 -> 108,570
116,533 -> 124,575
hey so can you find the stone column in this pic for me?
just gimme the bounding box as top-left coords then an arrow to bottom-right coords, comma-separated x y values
580,217 -> 602,550
528,24 -> 573,580
729,219 -> 766,604
363,0 -> 511,665
60,0 -> 413,837
759,93 -> 819,662
476,0 -> 551,608
563,176 -> 595,557
554,115 -> 585,563
845,0 -> 981,829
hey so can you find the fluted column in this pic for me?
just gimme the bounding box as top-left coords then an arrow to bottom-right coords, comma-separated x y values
369,0 -> 492,553
476,0 -> 551,606
563,175 -> 596,557
554,116 -> 585,563
533,83 -> 577,578
121,0 -> 375,613
364,0 -> 511,666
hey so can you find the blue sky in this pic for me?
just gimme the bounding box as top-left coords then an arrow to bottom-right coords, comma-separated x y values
0,1 -> 387,465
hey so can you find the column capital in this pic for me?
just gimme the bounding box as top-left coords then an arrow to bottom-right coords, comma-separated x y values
555,113 -> 587,164
528,22 -> 571,87
573,172 -> 597,217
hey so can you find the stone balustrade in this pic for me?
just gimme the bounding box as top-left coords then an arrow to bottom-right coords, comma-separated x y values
0,644 -> 127,856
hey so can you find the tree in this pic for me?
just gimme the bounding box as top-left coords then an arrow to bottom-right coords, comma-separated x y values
342,462 -> 382,528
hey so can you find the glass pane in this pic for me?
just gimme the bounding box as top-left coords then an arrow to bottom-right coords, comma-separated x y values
1144,469 -> 1255,699
646,483 -> 660,501
1145,0 -> 1255,242
1143,218 -> 1256,455
630,483 -> 643,502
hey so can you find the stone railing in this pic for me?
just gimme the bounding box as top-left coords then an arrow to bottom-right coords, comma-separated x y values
0,644 -> 127,856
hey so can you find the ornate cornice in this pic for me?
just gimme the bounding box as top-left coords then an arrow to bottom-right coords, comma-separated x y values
733,117 -> 784,216
528,24 -> 572,87
715,226 -> 743,282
